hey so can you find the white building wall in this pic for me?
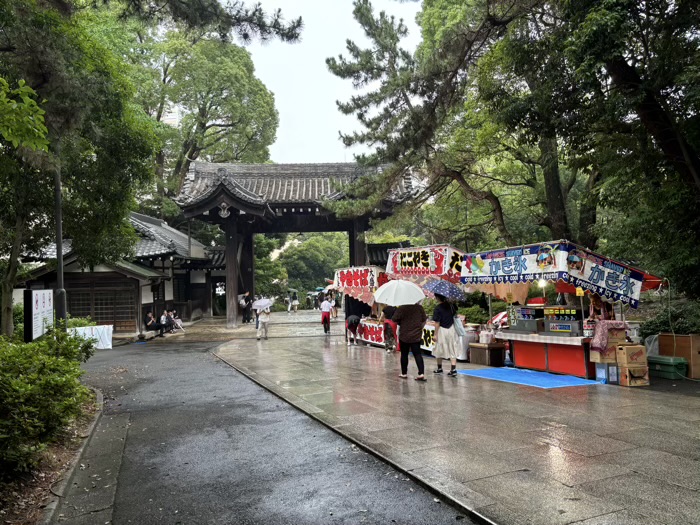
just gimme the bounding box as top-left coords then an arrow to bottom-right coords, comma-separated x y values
165,279 -> 174,301
142,285 -> 153,305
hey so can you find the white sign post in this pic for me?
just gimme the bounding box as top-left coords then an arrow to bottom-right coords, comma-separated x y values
24,289 -> 55,342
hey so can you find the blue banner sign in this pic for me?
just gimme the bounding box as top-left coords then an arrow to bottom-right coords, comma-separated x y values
461,241 -> 646,307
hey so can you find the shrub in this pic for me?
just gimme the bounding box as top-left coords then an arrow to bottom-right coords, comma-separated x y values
0,326 -> 95,476
458,305 -> 489,325
66,315 -> 96,328
639,301 -> 700,339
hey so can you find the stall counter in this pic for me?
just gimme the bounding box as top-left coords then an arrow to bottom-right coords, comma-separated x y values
355,319 -> 437,354
495,330 -> 594,379
356,319 -> 386,347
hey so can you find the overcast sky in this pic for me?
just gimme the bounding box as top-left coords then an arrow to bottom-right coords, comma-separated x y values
246,0 -> 422,164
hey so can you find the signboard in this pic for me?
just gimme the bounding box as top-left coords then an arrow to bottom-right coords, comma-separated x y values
333,266 -> 386,305
386,245 -> 465,284
24,289 -> 54,342
461,241 -> 647,307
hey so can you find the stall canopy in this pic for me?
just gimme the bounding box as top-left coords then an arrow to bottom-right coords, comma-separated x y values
334,266 -> 388,305
385,245 -> 465,285
460,240 -> 662,308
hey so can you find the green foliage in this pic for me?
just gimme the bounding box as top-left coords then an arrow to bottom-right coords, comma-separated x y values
639,301 -> 700,340
277,233 -> 349,293
0,327 -> 95,475
458,305 -> 489,325
254,234 -> 288,297
0,78 -> 48,151
0,0 -> 158,337
12,303 -> 23,329
66,316 -> 97,329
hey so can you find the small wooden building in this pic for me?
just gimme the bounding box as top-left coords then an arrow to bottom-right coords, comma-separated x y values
18,212 -> 212,336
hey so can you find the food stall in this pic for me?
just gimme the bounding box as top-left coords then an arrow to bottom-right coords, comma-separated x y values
385,244 -> 465,285
386,245 -> 469,356
334,266 -> 389,347
461,240 -> 662,378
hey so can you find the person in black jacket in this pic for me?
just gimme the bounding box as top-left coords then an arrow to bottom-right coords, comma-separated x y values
144,311 -> 164,337
241,291 -> 253,323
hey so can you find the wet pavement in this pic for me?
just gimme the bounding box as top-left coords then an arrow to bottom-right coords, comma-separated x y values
55,340 -> 477,524
211,311 -> 700,525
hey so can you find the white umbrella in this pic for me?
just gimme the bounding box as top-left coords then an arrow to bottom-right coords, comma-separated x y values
374,280 -> 426,306
252,298 -> 273,311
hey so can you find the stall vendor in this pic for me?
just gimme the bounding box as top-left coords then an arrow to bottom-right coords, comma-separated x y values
588,295 -> 615,321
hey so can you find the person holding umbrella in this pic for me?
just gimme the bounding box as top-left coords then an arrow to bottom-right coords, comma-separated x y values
252,297 -> 273,340
431,294 -> 460,376
376,280 -> 428,381
423,280 -> 466,377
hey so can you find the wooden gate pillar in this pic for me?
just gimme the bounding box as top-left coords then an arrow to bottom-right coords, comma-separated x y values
225,219 -> 239,328
349,218 -> 368,266
240,231 -> 255,295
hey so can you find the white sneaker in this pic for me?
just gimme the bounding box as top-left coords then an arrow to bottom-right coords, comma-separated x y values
347,341 -> 352,346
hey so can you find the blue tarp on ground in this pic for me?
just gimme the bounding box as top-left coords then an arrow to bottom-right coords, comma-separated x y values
456,367 -> 603,389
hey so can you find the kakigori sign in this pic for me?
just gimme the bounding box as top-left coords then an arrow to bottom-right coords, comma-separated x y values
460,241 -> 647,307
385,245 -> 465,283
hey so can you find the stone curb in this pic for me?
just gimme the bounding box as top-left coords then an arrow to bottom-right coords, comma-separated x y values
211,350 -> 498,525
40,388 -> 104,525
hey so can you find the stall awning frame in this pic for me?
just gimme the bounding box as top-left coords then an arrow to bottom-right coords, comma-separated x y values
385,244 -> 465,285
333,266 -> 387,305
460,240 -> 662,308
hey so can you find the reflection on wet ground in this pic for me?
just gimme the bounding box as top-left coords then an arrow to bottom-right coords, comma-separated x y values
203,311 -> 697,525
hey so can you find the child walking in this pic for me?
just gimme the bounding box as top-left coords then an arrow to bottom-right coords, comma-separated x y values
257,307 -> 271,340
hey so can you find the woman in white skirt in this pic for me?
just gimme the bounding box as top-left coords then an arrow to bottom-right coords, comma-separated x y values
432,294 -> 460,376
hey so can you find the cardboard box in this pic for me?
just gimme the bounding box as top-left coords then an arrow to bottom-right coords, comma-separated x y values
607,328 -> 626,342
619,366 -> 650,387
658,333 -> 700,379
590,348 -> 617,363
616,345 -> 647,366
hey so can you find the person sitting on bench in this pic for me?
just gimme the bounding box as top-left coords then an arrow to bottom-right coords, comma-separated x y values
144,311 -> 164,337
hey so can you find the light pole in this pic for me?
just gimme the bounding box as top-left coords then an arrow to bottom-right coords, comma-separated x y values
53,141 -> 66,326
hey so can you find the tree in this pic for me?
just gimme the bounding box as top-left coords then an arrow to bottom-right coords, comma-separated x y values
254,234 -> 288,298
167,34 -> 278,188
277,233 -> 349,293
330,0 -> 700,297
0,1 -> 157,337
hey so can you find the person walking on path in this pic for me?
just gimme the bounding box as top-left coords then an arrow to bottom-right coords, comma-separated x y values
320,295 -> 333,334
257,307 -> 271,340
392,302 -> 428,381
432,294 -> 460,376
242,291 -> 253,323
346,314 -> 361,345
291,291 -> 299,313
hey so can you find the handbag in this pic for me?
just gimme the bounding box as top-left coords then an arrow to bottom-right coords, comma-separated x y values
453,315 -> 467,337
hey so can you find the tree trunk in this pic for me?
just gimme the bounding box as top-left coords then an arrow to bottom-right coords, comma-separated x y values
0,216 -> 26,337
577,170 -> 600,249
606,57 -> 700,196
538,136 -> 571,240
449,170 -> 516,245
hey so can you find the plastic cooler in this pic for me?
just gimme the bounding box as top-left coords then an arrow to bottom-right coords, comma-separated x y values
647,355 -> 688,380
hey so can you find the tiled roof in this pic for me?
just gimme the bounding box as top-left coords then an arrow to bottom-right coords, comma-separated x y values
177,162 -> 372,207
30,240 -> 73,260
130,212 -> 207,260
26,214 -> 207,262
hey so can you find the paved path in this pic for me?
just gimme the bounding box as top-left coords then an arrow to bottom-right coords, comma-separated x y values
53,340 -> 475,524
213,311 -> 700,525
